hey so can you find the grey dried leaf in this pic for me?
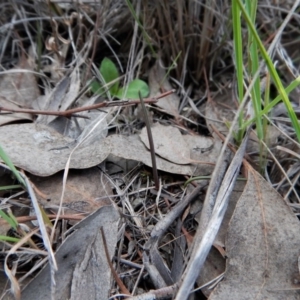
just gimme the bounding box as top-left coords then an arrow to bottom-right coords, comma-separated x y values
30,167 -> 112,218
0,59 -> 40,109
107,133 -> 217,176
210,169 -> 300,300
0,123 -> 110,176
21,205 -> 120,300
0,96 -> 33,126
140,123 -> 191,165
148,59 -> 180,117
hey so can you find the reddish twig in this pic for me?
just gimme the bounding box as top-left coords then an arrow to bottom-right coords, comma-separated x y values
0,90 -> 175,118
100,227 -> 131,296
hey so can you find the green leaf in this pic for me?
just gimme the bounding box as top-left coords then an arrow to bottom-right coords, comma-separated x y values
0,209 -> 18,230
99,57 -> 120,95
89,80 -> 104,95
115,79 -> 149,99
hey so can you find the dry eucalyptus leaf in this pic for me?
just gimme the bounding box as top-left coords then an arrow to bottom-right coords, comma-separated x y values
205,89 -> 282,155
197,247 -> 225,298
148,59 -> 179,117
210,168 -> 300,300
196,180 -> 246,298
107,134 -> 216,176
21,205 -> 120,300
30,168 -> 112,217
74,96 -> 109,145
0,59 -> 40,109
36,63 -> 81,126
140,123 -> 191,164
183,134 -> 219,164
0,96 -> 33,125
0,123 -> 110,176
36,76 -> 70,125
48,110 -> 108,144
205,87 -> 236,135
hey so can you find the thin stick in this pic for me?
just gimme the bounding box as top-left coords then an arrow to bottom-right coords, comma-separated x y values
139,91 -> 159,190
0,89 -> 175,118
100,227 -> 131,296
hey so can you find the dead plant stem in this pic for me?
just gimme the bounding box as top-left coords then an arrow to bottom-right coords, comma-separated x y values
139,91 -> 160,190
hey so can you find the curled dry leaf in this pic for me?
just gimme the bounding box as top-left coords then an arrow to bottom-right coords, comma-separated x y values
204,87 -> 236,135
210,168 -> 300,300
36,67 -> 82,126
148,59 -> 180,117
0,123 -> 110,176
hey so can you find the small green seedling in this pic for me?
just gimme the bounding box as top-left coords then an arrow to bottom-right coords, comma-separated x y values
90,57 -> 149,99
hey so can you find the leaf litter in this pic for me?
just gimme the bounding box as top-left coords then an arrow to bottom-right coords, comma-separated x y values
148,59 -> 180,118
29,167 -> 113,218
0,123 -> 110,176
21,205 -> 120,300
0,2 -> 300,300
210,167 -> 300,300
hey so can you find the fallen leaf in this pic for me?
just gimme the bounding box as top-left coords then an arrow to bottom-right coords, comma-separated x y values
0,96 -> 33,126
30,168 -> 113,218
107,134 -> 217,176
210,168 -> 300,300
196,180 -> 246,298
204,89 -> 281,155
0,58 -> 40,109
148,59 -> 180,117
36,76 -> 71,125
21,205 -> 120,300
140,123 -> 191,164
204,87 -> 236,135
48,110 -> 108,145
0,123 -> 111,176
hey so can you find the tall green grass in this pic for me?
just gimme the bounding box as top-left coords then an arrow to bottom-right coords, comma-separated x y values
231,0 -> 300,152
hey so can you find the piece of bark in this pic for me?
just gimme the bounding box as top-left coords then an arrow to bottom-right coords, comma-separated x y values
21,205 -> 120,300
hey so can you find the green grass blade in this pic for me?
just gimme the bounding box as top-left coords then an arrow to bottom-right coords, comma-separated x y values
0,185 -> 23,191
125,0 -> 157,57
231,0 -> 245,142
0,235 -> 20,243
0,209 -> 18,230
245,0 -> 263,140
236,0 -> 300,142
243,75 -> 300,129
0,144 -> 26,187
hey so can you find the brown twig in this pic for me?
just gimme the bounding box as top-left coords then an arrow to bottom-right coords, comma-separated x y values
139,91 -> 160,190
100,227 -> 131,296
0,89 -> 175,118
